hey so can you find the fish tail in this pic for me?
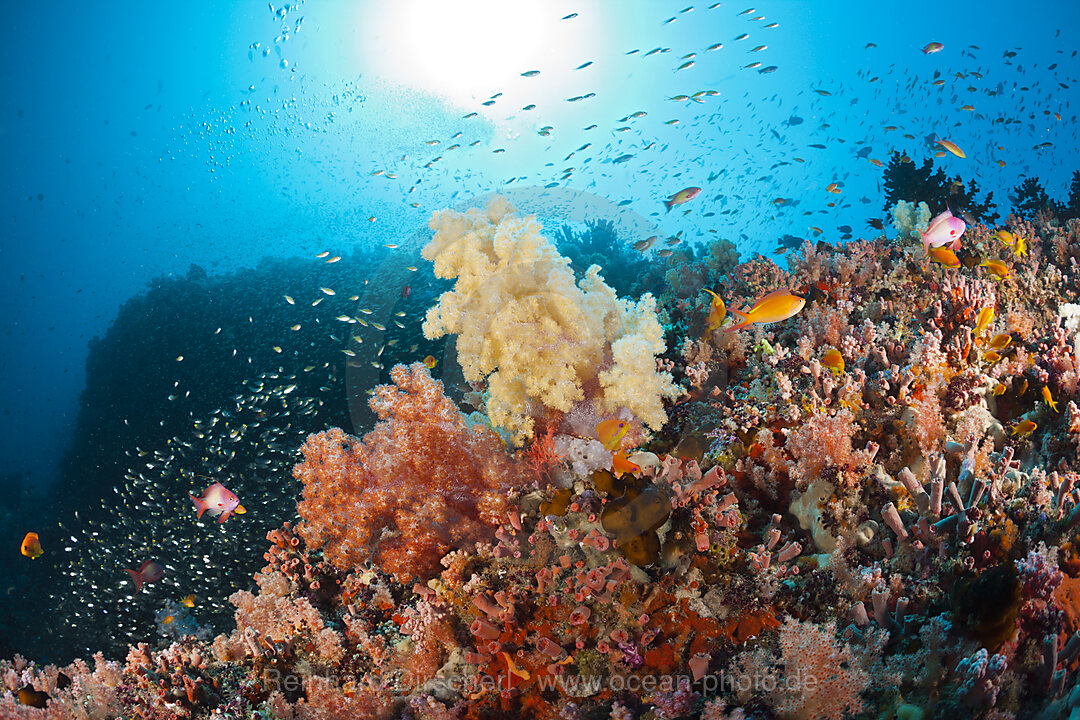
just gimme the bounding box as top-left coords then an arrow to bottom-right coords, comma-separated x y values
125,568 -> 143,591
723,308 -> 752,333
190,494 -> 207,520
663,199 -> 673,213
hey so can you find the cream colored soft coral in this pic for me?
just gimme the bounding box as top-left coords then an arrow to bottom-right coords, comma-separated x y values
890,199 -> 931,241
422,196 -> 678,444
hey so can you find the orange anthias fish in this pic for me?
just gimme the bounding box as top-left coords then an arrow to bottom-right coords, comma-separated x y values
703,288 -> 727,331
994,229 -> 1017,247
974,307 -> 995,337
181,594 -> 196,608
190,482 -> 246,524
979,258 -> 1011,279
612,451 -> 641,475
928,246 -> 961,269
597,419 -> 629,452
664,186 -> 701,212
821,349 -> 845,376
988,333 -> 1012,350
1043,386 -> 1059,412
1012,420 -> 1037,437
124,560 -> 164,592
724,289 -> 805,333
423,355 -> 438,369
20,532 -> 42,559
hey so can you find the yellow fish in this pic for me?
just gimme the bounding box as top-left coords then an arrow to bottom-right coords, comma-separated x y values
724,289 -> 805,333
1013,236 -> 1028,257
1043,386 -> 1059,412
597,419 -> 629,452
988,333 -> 1012,351
979,259 -> 1010,279
983,351 -> 1001,363
935,138 -> 966,158
703,289 -> 727,331
974,307 -> 995,337
1012,420 -> 1037,437
181,594 -> 195,608
423,355 -> 437,369
993,382 -> 1007,396
821,349 -> 845,376
928,246 -> 961,269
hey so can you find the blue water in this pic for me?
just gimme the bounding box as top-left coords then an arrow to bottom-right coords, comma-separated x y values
1,0 -> 1078,659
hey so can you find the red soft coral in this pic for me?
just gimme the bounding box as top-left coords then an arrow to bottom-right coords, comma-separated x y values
295,363 -> 515,582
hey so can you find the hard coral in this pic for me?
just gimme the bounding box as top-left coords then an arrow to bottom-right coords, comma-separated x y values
421,196 -> 679,444
295,363 -> 515,582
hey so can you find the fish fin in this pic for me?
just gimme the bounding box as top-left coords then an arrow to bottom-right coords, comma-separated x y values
723,308 -> 752,333
125,569 -> 143,592
218,510 -> 231,524
663,199 -> 673,213
190,494 -> 206,520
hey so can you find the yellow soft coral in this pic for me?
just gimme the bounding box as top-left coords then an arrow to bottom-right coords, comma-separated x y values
422,196 -> 679,444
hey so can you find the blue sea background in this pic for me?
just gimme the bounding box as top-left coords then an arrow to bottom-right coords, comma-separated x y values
0,0 -> 1078,658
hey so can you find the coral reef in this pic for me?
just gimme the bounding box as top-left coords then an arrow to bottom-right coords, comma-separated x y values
5,196 -> 1080,720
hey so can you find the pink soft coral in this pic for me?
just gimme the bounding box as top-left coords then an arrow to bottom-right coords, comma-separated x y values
784,408 -> 869,489
772,618 -> 871,720
295,363 -> 515,582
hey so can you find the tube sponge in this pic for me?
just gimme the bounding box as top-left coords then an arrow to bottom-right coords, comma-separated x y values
422,196 -> 679,444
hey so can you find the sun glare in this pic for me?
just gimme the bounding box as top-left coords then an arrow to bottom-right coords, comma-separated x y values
365,0 -> 557,106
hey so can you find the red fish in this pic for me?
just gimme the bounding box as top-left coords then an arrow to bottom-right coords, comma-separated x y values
124,560 -> 164,592
663,186 -> 701,212
920,208 -> 966,253
190,482 -> 246,524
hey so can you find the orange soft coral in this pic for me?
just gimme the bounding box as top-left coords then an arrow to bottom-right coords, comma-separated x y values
295,362 -> 515,582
